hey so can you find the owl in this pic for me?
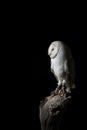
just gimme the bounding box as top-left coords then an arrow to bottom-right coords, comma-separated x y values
48,41 -> 75,93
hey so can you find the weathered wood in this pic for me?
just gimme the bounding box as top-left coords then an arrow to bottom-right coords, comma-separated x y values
39,87 -> 71,130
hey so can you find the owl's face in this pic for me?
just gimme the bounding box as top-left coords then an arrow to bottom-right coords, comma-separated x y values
48,41 -> 60,59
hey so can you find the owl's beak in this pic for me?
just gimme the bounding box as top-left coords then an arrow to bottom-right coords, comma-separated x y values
48,52 -> 52,56
48,52 -> 52,57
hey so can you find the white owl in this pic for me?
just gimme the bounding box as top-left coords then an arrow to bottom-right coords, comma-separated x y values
48,41 -> 75,93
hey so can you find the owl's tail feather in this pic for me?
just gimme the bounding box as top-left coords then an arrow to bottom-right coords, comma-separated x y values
71,83 -> 76,89
66,83 -> 76,93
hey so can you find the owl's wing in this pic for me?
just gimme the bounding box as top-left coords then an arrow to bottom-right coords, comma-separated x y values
64,60 -> 69,74
64,59 -> 75,83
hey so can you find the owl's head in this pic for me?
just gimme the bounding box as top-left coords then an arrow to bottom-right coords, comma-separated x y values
48,41 -> 62,59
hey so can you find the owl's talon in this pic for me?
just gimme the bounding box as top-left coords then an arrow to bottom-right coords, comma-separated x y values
55,87 -> 59,94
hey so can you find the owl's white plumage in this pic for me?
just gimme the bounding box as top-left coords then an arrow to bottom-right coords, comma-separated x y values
48,41 -> 75,93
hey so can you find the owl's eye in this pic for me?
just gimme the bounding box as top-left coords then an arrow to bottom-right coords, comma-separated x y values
52,48 -> 54,51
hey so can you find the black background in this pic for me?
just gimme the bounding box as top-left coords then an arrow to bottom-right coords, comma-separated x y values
31,29 -> 87,130
2,3 -> 87,130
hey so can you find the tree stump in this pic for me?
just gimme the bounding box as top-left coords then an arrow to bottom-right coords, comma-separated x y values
39,86 -> 71,130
